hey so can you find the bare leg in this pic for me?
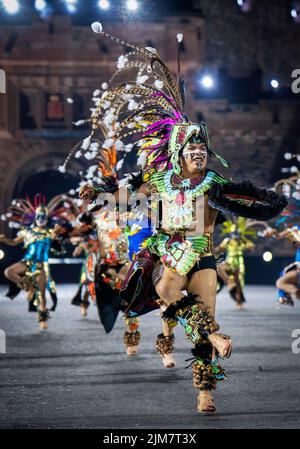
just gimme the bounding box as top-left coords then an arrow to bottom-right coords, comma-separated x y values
161,318 -> 173,337
81,290 -> 90,317
276,270 -> 299,296
36,266 -> 47,312
187,268 -> 217,317
155,265 -> 186,306
188,268 -> 231,356
35,266 -> 48,330
4,262 -> 27,285
217,263 -> 229,284
188,269 -> 230,412
234,271 -> 244,309
157,265 -> 229,413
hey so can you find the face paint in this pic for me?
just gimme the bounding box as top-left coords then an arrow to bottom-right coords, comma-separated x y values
35,209 -> 48,227
181,144 -> 208,170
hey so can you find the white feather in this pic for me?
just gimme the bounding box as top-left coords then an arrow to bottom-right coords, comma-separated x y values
177,33 -> 183,43
103,138 -> 114,149
128,99 -> 139,110
73,120 -> 85,127
145,47 -> 157,54
81,136 -> 91,150
91,22 -> 103,34
137,151 -> 147,168
154,80 -> 164,89
136,75 -> 149,85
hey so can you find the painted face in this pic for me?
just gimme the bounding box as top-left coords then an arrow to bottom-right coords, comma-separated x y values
181,142 -> 208,173
35,210 -> 48,227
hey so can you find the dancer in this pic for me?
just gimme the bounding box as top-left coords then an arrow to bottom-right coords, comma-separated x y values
275,228 -> 300,303
0,194 -> 78,329
80,173 -> 177,364
5,260 -> 58,312
74,23 -> 287,413
62,120 -> 176,366
275,169 -> 300,305
125,215 -> 176,366
262,168 -> 300,305
215,217 -> 257,309
71,216 -> 101,318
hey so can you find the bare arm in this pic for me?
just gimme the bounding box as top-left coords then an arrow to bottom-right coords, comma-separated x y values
0,234 -> 23,247
276,229 -> 291,239
73,244 -> 84,257
215,237 -> 229,254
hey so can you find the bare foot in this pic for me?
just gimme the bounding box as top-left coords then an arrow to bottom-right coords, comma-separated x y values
162,353 -> 176,368
81,305 -> 88,318
39,321 -> 48,330
126,346 -> 138,356
208,333 -> 232,358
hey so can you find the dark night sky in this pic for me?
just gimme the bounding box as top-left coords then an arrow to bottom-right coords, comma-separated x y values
0,0 -> 203,24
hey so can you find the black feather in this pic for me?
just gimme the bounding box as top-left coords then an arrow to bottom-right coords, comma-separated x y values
208,180 -> 288,221
162,293 -> 198,320
128,171 -> 144,192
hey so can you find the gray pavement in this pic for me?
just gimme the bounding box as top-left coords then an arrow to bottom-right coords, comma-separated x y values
0,284 -> 300,429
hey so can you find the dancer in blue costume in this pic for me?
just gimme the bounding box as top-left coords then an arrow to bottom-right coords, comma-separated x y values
0,194 -> 78,328
262,167 -> 300,305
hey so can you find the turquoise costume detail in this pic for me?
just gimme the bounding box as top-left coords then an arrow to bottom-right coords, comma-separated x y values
19,227 -> 53,267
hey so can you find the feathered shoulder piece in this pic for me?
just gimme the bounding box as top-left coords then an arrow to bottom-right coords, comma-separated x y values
209,180 -> 288,221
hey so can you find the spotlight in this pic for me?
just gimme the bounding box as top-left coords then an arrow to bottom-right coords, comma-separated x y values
237,0 -> 253,12
2,0 -> 20,14
126,0 -> 138,11
291,8 -> 297,18
201,75 -> 214,89
64,0 -> 77,13
291,7 -> 300,22
35,0 -> 46,12
270,79 -> 279,89
98,0 -> 110,9
0,249 -> 5,260
263,251 -> 273,262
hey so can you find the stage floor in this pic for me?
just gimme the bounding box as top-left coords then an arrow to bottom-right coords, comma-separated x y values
0,285 -> 300,429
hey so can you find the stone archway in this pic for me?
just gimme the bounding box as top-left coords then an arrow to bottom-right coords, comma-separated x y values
12,153 -> 81,202
0,140 -> 87,230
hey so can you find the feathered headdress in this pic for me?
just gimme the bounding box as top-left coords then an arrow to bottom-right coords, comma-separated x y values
1,194 -> 80,229
220,216 -> 265,243
64,22 -> 228,180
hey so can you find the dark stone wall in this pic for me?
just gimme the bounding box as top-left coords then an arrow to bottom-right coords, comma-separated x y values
199,0 -> 300,85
